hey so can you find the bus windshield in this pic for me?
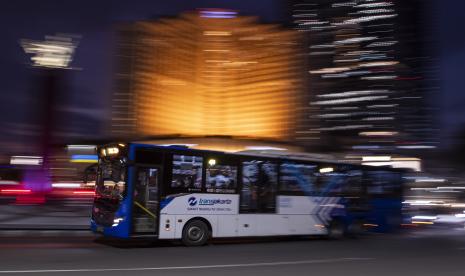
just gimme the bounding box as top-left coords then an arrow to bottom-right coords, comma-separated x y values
92,158 -> 126,226
95,159 -> 126,200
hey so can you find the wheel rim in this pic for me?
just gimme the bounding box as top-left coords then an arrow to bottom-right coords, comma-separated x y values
187,226 -> 204,241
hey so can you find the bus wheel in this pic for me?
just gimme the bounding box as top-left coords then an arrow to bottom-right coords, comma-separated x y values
182,220 -> 209,246
327,220 -> 345,240
347,220 -> 364,238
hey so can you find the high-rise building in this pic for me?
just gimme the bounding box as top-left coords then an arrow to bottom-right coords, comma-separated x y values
111,10 -> 304,140
291,0 -> 438,154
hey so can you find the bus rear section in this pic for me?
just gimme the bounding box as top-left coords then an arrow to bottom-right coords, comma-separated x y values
363,169 -> 403,233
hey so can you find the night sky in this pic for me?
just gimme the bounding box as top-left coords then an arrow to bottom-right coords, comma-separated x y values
0,0 -> 288,140
435,0 -> 465,145
0,0 -> 464,147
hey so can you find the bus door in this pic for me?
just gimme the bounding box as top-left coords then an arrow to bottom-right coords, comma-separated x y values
132,166 -> 161,235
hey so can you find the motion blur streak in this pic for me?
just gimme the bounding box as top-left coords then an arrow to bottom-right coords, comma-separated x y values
0,189 -> 31,194
112,11 -> 304,139
20,34 -> 80,69
10,156 -> 42,166
51,183 -> 81,188
72,191 -> 95,196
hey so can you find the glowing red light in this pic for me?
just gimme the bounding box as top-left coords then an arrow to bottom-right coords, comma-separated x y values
1,189 -> 32,194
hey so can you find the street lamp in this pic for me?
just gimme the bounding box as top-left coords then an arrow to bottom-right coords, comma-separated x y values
21,34 -> 79,69
19,34 -> 80,196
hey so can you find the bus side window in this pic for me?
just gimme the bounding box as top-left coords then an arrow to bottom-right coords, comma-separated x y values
240,160 -> 278,213
279,163 -> 316,195
259,162 -> 278,213
241,161 -> 260,212
319,173 -> 344,196
171,155 -> 203,192
205,157 -> 237,194
345,170 -> 363,196
314,165 -> 359,197
365,171 -> 401,197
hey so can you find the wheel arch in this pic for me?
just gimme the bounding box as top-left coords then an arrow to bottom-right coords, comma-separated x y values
183,216 -> 213,235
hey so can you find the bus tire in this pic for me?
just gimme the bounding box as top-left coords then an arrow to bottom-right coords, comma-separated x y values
347,220 -> 364,238
182,220 -> 209,246
327,219 -> 345,240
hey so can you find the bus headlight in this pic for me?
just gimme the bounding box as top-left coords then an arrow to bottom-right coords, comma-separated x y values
107,147 -> 119,155
112,217 -> 124,227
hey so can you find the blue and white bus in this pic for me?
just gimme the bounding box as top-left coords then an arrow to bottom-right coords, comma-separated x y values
91,140 -> 403,246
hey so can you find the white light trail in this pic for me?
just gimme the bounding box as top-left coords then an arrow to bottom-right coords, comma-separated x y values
411,216 -> 437,220
313,95 -> 388,105
317,89 -> 390,98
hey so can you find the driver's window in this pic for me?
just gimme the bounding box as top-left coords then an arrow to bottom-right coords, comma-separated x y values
97,161 -> 126,199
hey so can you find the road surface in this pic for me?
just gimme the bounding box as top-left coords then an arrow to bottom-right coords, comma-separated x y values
0,227 -> 464,275
0,201 -> 91,230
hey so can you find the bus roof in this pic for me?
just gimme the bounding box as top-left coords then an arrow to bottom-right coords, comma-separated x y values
132,137 -> 303,153
94,136 -> 407,172
127,138 -> 404,171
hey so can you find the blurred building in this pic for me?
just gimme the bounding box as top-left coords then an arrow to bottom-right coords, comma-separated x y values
111,10 -> 304,140
291,0 -> 439,155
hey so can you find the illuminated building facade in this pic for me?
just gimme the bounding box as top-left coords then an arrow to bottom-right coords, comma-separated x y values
292,0 -> 438,153
112,11 -> 303,140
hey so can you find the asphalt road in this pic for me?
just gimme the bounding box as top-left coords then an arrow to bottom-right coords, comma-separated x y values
0,202 -> 91,230
0,228 -> 464,276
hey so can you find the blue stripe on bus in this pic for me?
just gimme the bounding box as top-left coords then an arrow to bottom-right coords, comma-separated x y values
160,197 -> 175,210
71,154 -> 98,161
160,193 -> 192,210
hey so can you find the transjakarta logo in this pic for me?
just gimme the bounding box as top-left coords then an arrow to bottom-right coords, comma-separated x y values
187,197 -> 231,206
188,197 -> 197,206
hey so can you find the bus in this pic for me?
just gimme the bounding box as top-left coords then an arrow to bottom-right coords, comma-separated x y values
90,141 -> 403,246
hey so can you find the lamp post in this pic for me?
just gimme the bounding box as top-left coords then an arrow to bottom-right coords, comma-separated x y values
19,34 -> 79,198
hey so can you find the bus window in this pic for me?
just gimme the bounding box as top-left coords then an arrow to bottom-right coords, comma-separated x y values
343,170 -> 363,196
206,158 -> 237,194
240,161 -> 278,213
365,170 -> 402,197
96,161 -> 126,200
316,167 -> 363,197
171,155 -> 203,191
259,162 -> 278,212
241,161 -> 259,212
317,171 -> 344,196
279,163 -> 316,195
